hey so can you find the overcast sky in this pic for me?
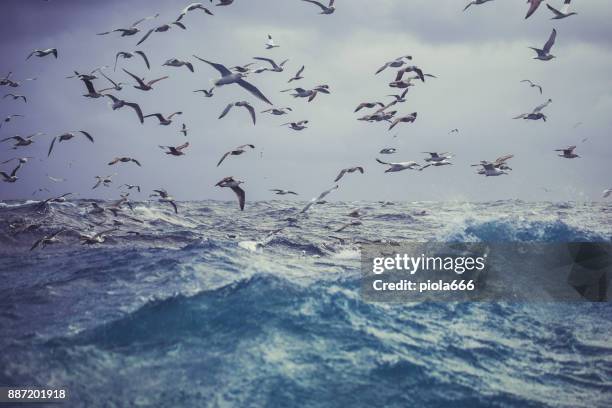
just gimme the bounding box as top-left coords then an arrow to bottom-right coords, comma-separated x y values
0,0 -> 611,202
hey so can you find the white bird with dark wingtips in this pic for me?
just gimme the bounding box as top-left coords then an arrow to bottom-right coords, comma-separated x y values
463,0 -> 494,11
253,57 -> 288,73
301,185 -> 339,214
217,144 -> 255,167
97,14 -> 160,37
3,93 -> 27,103
144,111 -> 183,126
265,34 -> 279,49
26,48 -> 58,60
334,167 -> 364,182
555,145 -> 580,159
301,0 -> 336,15
547,0 -> 577,19
288,66 -> 305,83
530,29 -> 557,61
115,51 -> 150,71
389,112 -> 417,130
193,56 -> 272,105
375,55 -> 413,75
262,107 -> 292,116
163,58 -> 194,72
48,131 -> 94,157
282,120 -> 309,131
376,158 -> 420,173
216,177 -> 246,211
219,102 -> 256,125
104,94 -> 144,123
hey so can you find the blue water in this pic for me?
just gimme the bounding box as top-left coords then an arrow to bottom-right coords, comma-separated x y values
0,200 -> 611,407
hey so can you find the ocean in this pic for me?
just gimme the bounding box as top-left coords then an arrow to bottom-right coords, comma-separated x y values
0,200 -> 611,407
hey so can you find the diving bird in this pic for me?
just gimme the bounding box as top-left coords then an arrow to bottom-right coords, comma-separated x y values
1,133 -> 42,148
463,0 -> 494,11
301,0 -> 336,15
354,102 -> 385,113
514,98 -> 552,121
1,114 -> 23,128
389,112 -> 417,130
30,230 -> 66,251
217,144 -> 255,167
150,189 -> 179,213
26,48 -> 58,60
530,29 -> 557,61
334,167 -> 364,182
104,94 -> 144,123
547,0 -> 577,19
122,68 -> 169,91
215,176 -> 246,211
253,57 -> 288,73
282,120 -> 309,131
219,101 -> 256,125
193,87 -> 214,97
375,56 -> 413,75
163,58 -> 194,72
261,107 -> 292,116
0,163 -> 22,183
376,158 -> 420,173
525,0 -> 543,19
97,13 -> 160,37
48,131 -> 94,157
301,185 -> 339,214
288,66 -> 305,83
108,157 -> 141,167
144,111 -> 183,125
159,142 -> 190,156
137,21 -> 187,46
265,34 -> 279,49
270,189 -> 298,196
176,3 -> 214,21
521,79 -> 543,94
114,51 -> 150,71
555,145 -> 580,158
3,93 -> 27,103
193,56 -> 272,105
92,174 -> 116,189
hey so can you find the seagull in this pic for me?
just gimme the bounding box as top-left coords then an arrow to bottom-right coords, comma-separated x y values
547,0 -> 577,19
115,51 -> 150,71
122,68 -> 169,91
281,87 -> 317,101
26,48 -> 58,60
217,144 -> 255,167
163,58 -> 194,72
1,133 -> 42,148
79,77 -> 106,98
376,158 -> 420,173
474,162 -> 508,176
521,79 -> 543,94
463,0 -> 494,11
270,189 -> 298,195
0,163 -> 22,183
525,0 -> 544,19
120,184 -> 141,193
104,94 -> 144,123
144,111 -> 183,125
555,145 -> 580,158
354,102 -> 385,113
261,107 -> 292,116
375,55 -> 413,75
288,66 -> 305,83
334,167 -> 364,182
472,154 -> 514,174
1,114 -> 23,128
265,34 -> 279,49
3,93 -> 27,103
419,160 -> 453,171
193,56 -> 272,105
137,21 -> 187,46
30,230 -> 65,251
301,185 -> 339,213
159,142 -> 190,156
219,101 -> 256,125
80,229 -> 118,245
602,189 -> 612,199
253,57 -> 288,73
379,148 -> 397,154
193,87 -> 214,97
48,131 -> 94,157
389,112 -> 417,130
108,157 -> 141,167
92,174 -> 116,189
358,110 -> 397,123
150,189 -> 179,213
176,3 -> 214,21
282,120 -> 309,131
424,152 -> 453,163
449,128 -> 459,134
387,89 -> 410,103
395,66 -> 426,82
530,29 -> 557,61
180,124 -> 188,136
216,176 -> 246,210
97,13 -> 160,37
96,70 -> 124,92
301,0 -> 336,15
514,98 -> 552,121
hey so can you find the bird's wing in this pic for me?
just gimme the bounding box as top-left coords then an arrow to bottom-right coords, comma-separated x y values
302,0 -> 327,10
137,29 -> 155,46
543,28 -> 557,53
132,159 -> 141,167
132,13 -> 159,27
104,94 -> 120,103
244,103 -> 256,125
125,102 -> 144,123
147,76 -> 169,86
122,68 -> 147,87
525,0 -> 543,19
146,113 -> 166,122
108,158 -> 120,165
47,137 -> 57,157
546,3 -> 563,17
176,142 -> 189,151
78,131 -> 94,143
296,65 -> 305,76
217,152 -> 231,167
253,56 -> 277,69
173,21 -> 187,29
375,62 -> 390,75
219,103 -> 234,119
168,111 -> 182,119
334,169 -> 347,182
237,78 -> 272,105
231,186 -> 246,211
169,200 -> 178,214
192,55 -> 232,76
134,51 -> 151,69
376,158 -> 391,165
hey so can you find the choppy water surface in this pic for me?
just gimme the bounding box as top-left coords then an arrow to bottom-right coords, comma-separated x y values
0,200 -> 611,407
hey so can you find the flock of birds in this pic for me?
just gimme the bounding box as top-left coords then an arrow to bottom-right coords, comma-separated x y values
0,0 -> 610,250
